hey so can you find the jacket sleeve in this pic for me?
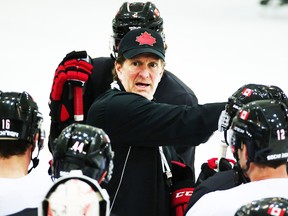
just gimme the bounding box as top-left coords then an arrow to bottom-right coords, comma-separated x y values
102,93 -> 226,147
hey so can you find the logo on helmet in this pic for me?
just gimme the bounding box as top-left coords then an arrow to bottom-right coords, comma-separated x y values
154,8 -> 160,17
129,26 -> 141,31
268,206 -> 286,215
267,152 -> 288,161
0,130 -> 19,138
241,88 -> 253,97
239,110 -> 249,120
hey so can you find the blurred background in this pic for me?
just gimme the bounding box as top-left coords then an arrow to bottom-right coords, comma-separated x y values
1,0 -> 288,178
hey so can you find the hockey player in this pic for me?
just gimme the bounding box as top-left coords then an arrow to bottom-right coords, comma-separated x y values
185,84 -> 288,212
48,2 -> 198,178
235,197 -> 288,216
50,123 -> 114,185
38,171 -> 110,216
186,99 -> 288,215
42,124 -> 114,216
0,91 -> 52,216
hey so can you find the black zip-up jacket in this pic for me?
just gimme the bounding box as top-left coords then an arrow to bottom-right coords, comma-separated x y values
86,82 -> 225,216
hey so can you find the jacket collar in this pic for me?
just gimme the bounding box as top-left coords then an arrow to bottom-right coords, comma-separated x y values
110,80 -> 156,101
110,80 -> 125,91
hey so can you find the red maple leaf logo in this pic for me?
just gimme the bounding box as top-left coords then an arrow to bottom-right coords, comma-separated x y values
136,32 -> 156,46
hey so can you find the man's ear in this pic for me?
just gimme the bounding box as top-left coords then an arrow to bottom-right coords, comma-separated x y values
115,62 -> 121,73
115,62 -> 122,81
158,68 -> 164,82
31,132 -> 39,151
243,144 -> 249,160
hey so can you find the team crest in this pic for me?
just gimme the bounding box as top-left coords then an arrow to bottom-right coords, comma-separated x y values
136,32 -> 156,46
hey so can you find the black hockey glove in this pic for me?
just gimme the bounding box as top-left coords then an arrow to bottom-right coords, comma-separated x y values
49,50 -> 93,123
195,157 -> 236,187
233,162 -> 250,185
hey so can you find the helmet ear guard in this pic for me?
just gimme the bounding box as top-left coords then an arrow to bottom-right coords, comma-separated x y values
35,112 -> 45,151
30,112 -> 45,165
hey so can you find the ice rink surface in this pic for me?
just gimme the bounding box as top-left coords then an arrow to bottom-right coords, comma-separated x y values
1,0 -> 288,179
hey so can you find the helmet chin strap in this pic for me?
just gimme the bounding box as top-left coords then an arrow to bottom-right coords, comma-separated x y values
28,158 -> 39,173
28,147 -> 40,174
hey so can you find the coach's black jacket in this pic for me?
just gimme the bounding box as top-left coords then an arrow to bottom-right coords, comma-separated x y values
86,81 -> 225,216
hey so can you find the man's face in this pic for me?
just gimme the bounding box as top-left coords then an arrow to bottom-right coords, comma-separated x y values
115,53 -> 164,100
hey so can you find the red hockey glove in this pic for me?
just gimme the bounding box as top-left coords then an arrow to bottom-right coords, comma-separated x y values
195,157 -> 236,187
170,161 -> 195,216
207,157 -> 236,171
49,50 -> 93,122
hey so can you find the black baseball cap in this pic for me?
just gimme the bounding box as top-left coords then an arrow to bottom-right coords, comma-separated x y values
118,28 -> 165,60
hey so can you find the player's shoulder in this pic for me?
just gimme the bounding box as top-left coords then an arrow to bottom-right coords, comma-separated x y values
89,56 -> 115,85
162,69 -> 187,85
161,69 -> 196,93
91,56 -> 115,77
91,56 -> 114,65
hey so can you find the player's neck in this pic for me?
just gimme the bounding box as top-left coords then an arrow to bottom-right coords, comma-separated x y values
0,154 -> 30,178
249,164 -> 288,181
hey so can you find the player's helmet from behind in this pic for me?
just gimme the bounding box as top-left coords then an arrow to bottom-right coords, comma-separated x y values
0,91 -> 44,170
235,197 -> 288,216
111,1 -> 165,55
219,84 -> 288,145
52,123 -> 114,184
39,172 -> 110,216
228,99 -> 288,163
0,91 -> 43,145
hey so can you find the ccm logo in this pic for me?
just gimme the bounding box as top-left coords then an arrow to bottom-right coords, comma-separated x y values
175,191 -> 193,198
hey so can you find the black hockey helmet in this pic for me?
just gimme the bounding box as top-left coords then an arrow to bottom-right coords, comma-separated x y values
0,91 -> 44,171
0,91 -> 44,145
219,84 -> 288,145
229,99 -> 288,163
39,172 -> 110,216
111,1 -> 165,55
52,123 -> 114,184
235,197 -> 288,216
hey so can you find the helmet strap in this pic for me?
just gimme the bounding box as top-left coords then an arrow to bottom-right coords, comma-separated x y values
28,143 -> 40,173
